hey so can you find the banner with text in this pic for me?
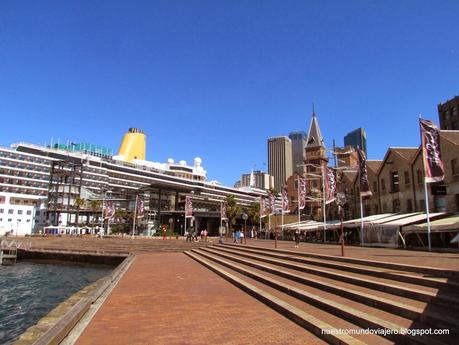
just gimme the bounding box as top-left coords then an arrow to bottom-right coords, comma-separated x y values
281,186 -> 290,213
357,148 -> 372,197
185,196 -> 193,218
420,119 -> 445,183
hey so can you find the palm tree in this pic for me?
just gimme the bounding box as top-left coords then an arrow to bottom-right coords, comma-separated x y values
248,201 -> 260,226
226,195 -> 241,236
75,197 -> 86,229
89,199 -> 101,225
115,209 -> 127,223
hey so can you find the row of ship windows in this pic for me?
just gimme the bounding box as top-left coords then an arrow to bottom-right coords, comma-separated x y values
0,161 -> 50,172
0,153 -> 49,165
0,178 -> 47,187
0,209 -> 33,215
0,170 -> 49,181
0,187 -> 47,195
0,218 -> 32,223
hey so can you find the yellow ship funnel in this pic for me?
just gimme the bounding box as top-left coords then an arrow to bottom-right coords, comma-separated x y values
117,128 -> 146,162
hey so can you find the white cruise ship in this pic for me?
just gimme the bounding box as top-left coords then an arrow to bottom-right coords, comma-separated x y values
0,128 -> 270,236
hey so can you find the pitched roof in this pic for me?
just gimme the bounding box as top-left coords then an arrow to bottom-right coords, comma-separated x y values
341,170 -> 358,184
390,147 -> 418,162
305,112 -> 324,149
440,130 -> 459,146
366,160 -> 382,173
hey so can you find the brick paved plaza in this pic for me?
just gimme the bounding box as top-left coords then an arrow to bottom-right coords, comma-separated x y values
76,252 -> 320,345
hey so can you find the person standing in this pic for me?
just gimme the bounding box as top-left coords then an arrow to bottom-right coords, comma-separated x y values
294,229 -> 300,248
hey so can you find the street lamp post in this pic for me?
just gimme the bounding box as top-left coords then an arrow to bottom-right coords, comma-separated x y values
242,213 -> 248,245
336,192 -> 347,257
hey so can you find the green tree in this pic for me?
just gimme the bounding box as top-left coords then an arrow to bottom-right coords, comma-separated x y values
226,194 -> 241,236
268,187 -> 279,196
248,201 -> 260,226
115,208 -> 128,222
89,199 -> 101,225
75,197 -> 86,229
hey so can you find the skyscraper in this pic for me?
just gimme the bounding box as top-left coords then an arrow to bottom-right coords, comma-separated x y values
268,136 -> 292,191
344,128 -> 367,156
289,131 -> 306,175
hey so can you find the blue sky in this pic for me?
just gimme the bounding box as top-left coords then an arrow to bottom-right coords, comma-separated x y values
0,0 -> 458,186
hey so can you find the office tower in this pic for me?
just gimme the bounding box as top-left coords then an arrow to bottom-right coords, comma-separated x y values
289,131 -> 306,175
240,171 -> 274,190
268,136 -> 292,190
344,128 -> 367,156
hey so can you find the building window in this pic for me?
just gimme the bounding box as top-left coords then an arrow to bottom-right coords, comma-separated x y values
26,210 -> 32,215
417,169 -> 423,184
393,199 -> 401,212
406,199 -> 413,213
381,179 -> 385,191
18,210 -> 23,215
419,199 -> 425,212
391,171 -> 399,193
404,171 -> 410,185
373,181 -> 377,193
452,159 -> 459,175
455,194 -> 459,212
0,209 -> 3,214
8,218 -> 12,222
8,209 -> 13,214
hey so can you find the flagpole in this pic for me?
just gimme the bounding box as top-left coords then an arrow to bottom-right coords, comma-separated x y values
297,175 -> 300,233
100,198 -> 105,235
419,114 -> 432,252
281,208 -> 284,241
423,179 -> 432,252
360,194 -> 364,245
220,200 -> 223,239
358,147 -> 365,246
322,163 -> 327,243
132,194 -> 138,237
268,213 -> 271,240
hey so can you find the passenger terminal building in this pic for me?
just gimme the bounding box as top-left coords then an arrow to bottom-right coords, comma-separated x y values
0,128 -> 268,236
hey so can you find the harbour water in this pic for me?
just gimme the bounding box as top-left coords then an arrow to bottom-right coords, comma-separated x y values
0,261 -> 113,345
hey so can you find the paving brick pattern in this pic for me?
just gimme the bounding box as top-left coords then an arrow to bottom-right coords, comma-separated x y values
76,252 -> 324,345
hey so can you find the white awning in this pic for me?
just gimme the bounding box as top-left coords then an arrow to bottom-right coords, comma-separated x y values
403,214 -> 459,233
340,213 -> 395,228
371,212 -> 445,227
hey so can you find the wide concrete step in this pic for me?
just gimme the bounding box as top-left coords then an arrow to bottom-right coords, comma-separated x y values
200,247 -> 458,329
185,250 -> 372,345
221,243 -> 459,279
189,249 -> 452,345
219,244 -> 459,289
213,246 -> 459,309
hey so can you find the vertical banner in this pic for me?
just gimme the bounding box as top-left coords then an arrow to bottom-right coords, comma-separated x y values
136,197 -> 145,218
325,167 -> 336,204
298,177 -> 307,210
103,201 -> 116,219
281,186 -> 290,213
357,148 -> 372,197
185,196 -> 193,218
420,119 -> 445,183
221,202 -> 228,221
269,193 -> 276,215
260,197 -> 268,217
